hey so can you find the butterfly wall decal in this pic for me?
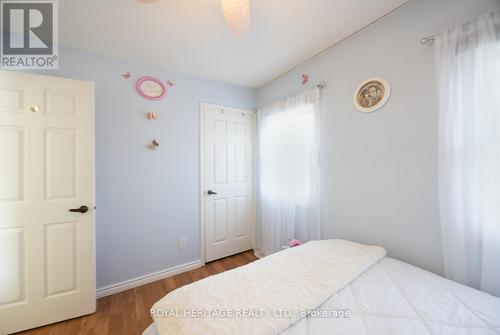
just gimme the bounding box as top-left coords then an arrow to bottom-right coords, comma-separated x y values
122,72 -> 131,79
148,139 -> 160,150
167,80 -> 175,87
302,74 -> 309,85
147,112 -> 157,120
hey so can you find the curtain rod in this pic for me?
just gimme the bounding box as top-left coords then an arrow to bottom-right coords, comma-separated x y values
421,14 -> 500,46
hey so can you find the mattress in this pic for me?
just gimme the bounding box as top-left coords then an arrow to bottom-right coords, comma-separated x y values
143,257 -> 500,335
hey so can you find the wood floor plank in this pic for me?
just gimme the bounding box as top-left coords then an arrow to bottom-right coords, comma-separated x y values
15,251 -> 257,335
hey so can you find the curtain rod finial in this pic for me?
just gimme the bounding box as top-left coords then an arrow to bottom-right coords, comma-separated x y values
421,36 -> 435,45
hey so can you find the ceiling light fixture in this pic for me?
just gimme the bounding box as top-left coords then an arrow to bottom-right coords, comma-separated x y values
220,0 -> 250,38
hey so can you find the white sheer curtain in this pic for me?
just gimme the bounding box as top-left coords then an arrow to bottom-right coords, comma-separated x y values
437,11 -> 500,296
254,88 -> 321,257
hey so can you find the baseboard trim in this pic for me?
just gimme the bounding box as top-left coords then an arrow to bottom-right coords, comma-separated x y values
96,260 -> 204,299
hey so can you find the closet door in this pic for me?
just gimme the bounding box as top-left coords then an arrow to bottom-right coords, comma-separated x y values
202,104 -> 255,262
0,70 -> 95,334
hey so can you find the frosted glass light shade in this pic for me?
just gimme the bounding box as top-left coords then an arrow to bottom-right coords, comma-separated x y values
220,0 -> 250,37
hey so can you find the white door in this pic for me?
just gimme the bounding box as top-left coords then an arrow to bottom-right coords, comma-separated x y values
0,71 -> 95,334
202,104 -> 255,262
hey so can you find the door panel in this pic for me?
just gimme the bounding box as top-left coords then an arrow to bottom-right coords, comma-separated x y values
235,142 -> 247,182
0,70 -> 95,334
44,221 -> 78,297
44,90 -> 78,117
0,87 -> 24,113
44,128 -> 78,200
234,196 -> 248,238
0,227 -> 26,306
213,198 -> 229,243
213,119 -> 227,134
203,105 -> 255,262
213,142 -> 228,184
0,126 -> 25,201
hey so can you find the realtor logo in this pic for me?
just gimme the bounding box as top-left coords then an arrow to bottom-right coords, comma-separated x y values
1,0 -> 58,69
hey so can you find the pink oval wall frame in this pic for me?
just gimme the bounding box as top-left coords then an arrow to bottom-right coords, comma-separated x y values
135,76 -> 166,101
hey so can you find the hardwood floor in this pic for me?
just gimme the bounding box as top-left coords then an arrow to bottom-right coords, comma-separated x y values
16,251 -> 257,335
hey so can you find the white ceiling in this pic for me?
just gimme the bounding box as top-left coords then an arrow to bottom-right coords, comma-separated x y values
60,0 -> 410,88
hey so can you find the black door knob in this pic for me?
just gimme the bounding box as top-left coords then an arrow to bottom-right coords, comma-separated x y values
207,190 -> 217,195
69,206 -> 89,213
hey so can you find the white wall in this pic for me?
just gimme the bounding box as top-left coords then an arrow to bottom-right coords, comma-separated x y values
257,0 -> 500,275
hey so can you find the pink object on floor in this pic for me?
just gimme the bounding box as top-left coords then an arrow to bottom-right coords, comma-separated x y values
288,239 -> 302,247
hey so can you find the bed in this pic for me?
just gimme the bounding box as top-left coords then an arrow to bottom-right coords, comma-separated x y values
143,240 -> 500,335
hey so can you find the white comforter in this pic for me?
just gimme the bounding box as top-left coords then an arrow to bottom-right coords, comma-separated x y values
146,240 -> 500,335
282,257 -> 500,335
150,240 -> 386,335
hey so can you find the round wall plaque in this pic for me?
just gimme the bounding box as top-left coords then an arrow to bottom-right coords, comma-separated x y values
353,77 -> 391,113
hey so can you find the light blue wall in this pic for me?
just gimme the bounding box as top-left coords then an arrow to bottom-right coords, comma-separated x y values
31,0 -> 500,289
39,46 -> 256,288
257,0 -> 500,275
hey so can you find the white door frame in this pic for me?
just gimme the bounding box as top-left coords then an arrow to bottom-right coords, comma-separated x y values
199,103 -> 256,263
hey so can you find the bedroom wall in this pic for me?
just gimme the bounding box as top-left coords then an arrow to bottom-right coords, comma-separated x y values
257,0 -> 500,275
37,46 -> 256,289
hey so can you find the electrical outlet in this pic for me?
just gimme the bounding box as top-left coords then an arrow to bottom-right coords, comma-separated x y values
178,237 -> 186,249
